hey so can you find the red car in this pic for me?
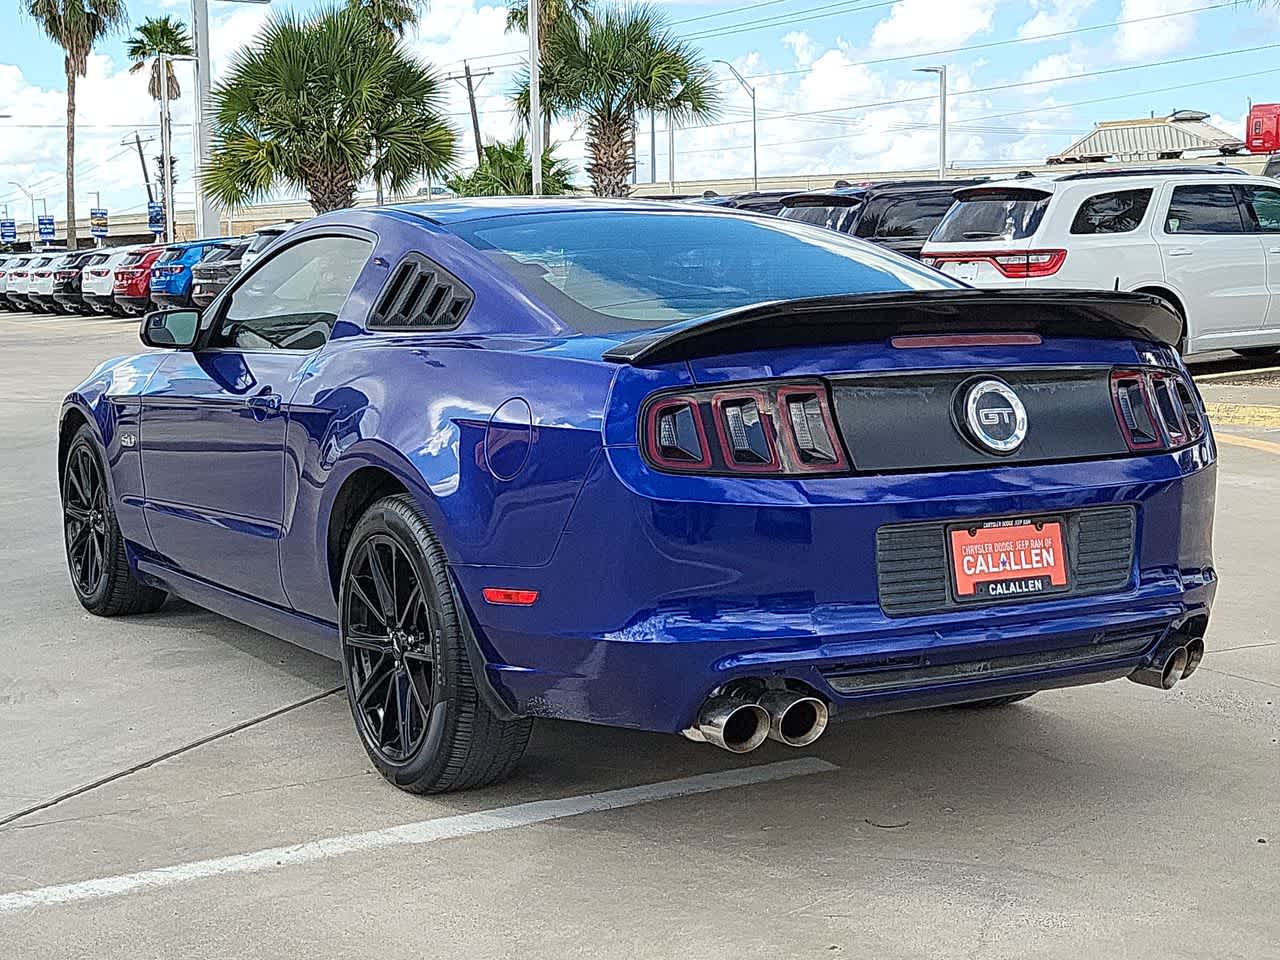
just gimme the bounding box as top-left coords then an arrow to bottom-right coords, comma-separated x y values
112,246 -> 165,315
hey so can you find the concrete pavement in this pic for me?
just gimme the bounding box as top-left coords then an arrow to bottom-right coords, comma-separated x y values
0,308 -> 1274,959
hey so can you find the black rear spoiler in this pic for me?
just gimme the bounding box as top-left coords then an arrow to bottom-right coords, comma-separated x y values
601,289 -> 1182,365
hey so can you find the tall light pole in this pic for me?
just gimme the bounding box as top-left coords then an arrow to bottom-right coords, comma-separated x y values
190,0 -> 270,237
915,65 -> 947,180
714,60 -> 757,191
9,182 -> 38,246
528,0 -> 542,196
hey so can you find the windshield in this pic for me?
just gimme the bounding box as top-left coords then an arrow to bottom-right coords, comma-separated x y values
931,190 -> 1051,242
157,247 -> 185,264
454,210 -> 951,334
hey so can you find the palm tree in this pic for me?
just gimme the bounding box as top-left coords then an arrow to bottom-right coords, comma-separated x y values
347,0 -> 423,38
515,4 -> 719,197
126,16 -> 193,220
125,16 -> 192,101
446,137 -> 574,196
202,7 -> 458,214
24,0 -> 128,247
505,0 -> 591,144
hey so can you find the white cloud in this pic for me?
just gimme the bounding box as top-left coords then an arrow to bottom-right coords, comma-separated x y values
1114,0 -> 1200,62
1017,0 -> 1096,39
1021,50 -> 1087,86
868,0 -> 998,52
781,32 -> 816,69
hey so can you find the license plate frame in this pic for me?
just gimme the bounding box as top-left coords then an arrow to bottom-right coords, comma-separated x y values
946,516 -> 1070,603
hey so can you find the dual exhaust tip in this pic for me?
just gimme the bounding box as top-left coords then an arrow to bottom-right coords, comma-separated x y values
686,689 -> 829,754
1129,635 -> 1205,690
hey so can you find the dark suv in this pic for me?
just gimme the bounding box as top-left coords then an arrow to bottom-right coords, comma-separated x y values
779,179 -> 987,259
190,238 -> 251,308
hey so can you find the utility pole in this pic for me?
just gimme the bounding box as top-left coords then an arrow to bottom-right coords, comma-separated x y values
447,62 -> 494,165
124,132 -> 156,204
160,53 -> 175,242
528,0 -> 542,196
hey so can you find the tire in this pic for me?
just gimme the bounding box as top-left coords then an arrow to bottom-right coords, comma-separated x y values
957,693 -> 1036,709
338,494 -> 532,794
1233,347 -> 1280,358
61,425 -> 168,616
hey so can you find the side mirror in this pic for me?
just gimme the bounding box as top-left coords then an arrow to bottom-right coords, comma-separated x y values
140,309 -> 200,349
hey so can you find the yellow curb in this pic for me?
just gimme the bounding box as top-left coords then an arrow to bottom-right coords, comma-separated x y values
1204,402 -> 1280,428
1217,433 -> 1280,456
1194,365 -> 1280,382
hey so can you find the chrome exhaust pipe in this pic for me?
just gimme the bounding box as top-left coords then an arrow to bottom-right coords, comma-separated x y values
683,696 -> 770,753
757,690 -> 829,747
1181,636 -> 1205,679
1129,643 -> 1189,690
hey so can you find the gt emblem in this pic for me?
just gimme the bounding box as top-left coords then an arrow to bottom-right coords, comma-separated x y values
119,432 -> 137,448
961,379 -> 1027,454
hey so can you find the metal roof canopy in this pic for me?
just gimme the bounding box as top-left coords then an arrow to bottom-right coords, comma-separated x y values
1048,110 -> 1244,164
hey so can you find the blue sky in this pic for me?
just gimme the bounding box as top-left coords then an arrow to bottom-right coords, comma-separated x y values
1,0 -> 1278,220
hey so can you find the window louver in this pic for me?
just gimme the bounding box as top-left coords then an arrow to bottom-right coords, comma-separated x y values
369,254 -> 473,330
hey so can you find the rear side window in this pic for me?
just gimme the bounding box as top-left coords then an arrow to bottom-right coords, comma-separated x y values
1164,185 -> 1244,234
1070,189 -> 1152,235
931,190 -> 1051,242
780,204 -> 858,232
1242,185 -> 1280,232
856,194 -> 956,240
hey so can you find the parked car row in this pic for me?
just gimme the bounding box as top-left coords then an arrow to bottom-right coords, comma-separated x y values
0,222 -> 293,317
692,167 -> 1280,356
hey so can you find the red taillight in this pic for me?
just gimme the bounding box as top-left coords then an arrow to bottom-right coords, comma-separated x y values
642,381 -> 847,476
991,250 -> 1066,278
482,588 -> 539,606
925,250 -> 1066,279
1110,368 -> 1204,452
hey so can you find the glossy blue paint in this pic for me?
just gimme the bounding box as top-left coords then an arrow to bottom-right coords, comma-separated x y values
60,201 -> 1218,738
150,239 -> 232,305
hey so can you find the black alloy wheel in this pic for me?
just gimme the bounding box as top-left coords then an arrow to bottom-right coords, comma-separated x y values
339,494 -> 532,793
342,535 -> 435,765
60,425 -> 167,616
63,443 -> 108,597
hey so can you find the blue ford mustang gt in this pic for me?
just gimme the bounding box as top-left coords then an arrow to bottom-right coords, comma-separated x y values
58,198 -> 1216,793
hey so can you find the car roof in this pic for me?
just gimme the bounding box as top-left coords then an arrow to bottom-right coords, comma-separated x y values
396,196 -> 707,226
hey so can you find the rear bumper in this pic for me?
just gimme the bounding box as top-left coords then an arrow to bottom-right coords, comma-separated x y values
152,292 -> 190,309
114,294 -> 151,315
83,293 -> 117,312
454,440 -> 1218,733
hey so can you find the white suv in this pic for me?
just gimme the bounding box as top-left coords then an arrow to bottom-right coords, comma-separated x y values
921,167 -> 1280,356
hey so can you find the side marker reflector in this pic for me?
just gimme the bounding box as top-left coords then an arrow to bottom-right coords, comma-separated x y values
482,588 -> 539,606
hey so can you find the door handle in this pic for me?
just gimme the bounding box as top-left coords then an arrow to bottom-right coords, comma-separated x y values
246,392 -> 282,419
1268,246 -> 1280,255
1166,248 -> 1193,257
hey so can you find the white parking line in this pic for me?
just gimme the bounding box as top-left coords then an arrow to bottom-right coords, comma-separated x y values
0,757 -> 836,914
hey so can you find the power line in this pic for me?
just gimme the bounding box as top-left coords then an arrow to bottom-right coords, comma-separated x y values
696,41 -> 1280,133
740,0 -> 1236,81
681,0 -> 899,42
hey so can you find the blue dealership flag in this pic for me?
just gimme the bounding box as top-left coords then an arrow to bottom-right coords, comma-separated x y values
0,220 -> 14,242
37,214 -> 55,240
90,208 -> 109,238
147,201 -> 165,235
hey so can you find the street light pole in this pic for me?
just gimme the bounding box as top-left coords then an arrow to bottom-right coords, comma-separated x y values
528,0 -> 542,196
714,60 -> 757,191
915,65 -> 947,180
